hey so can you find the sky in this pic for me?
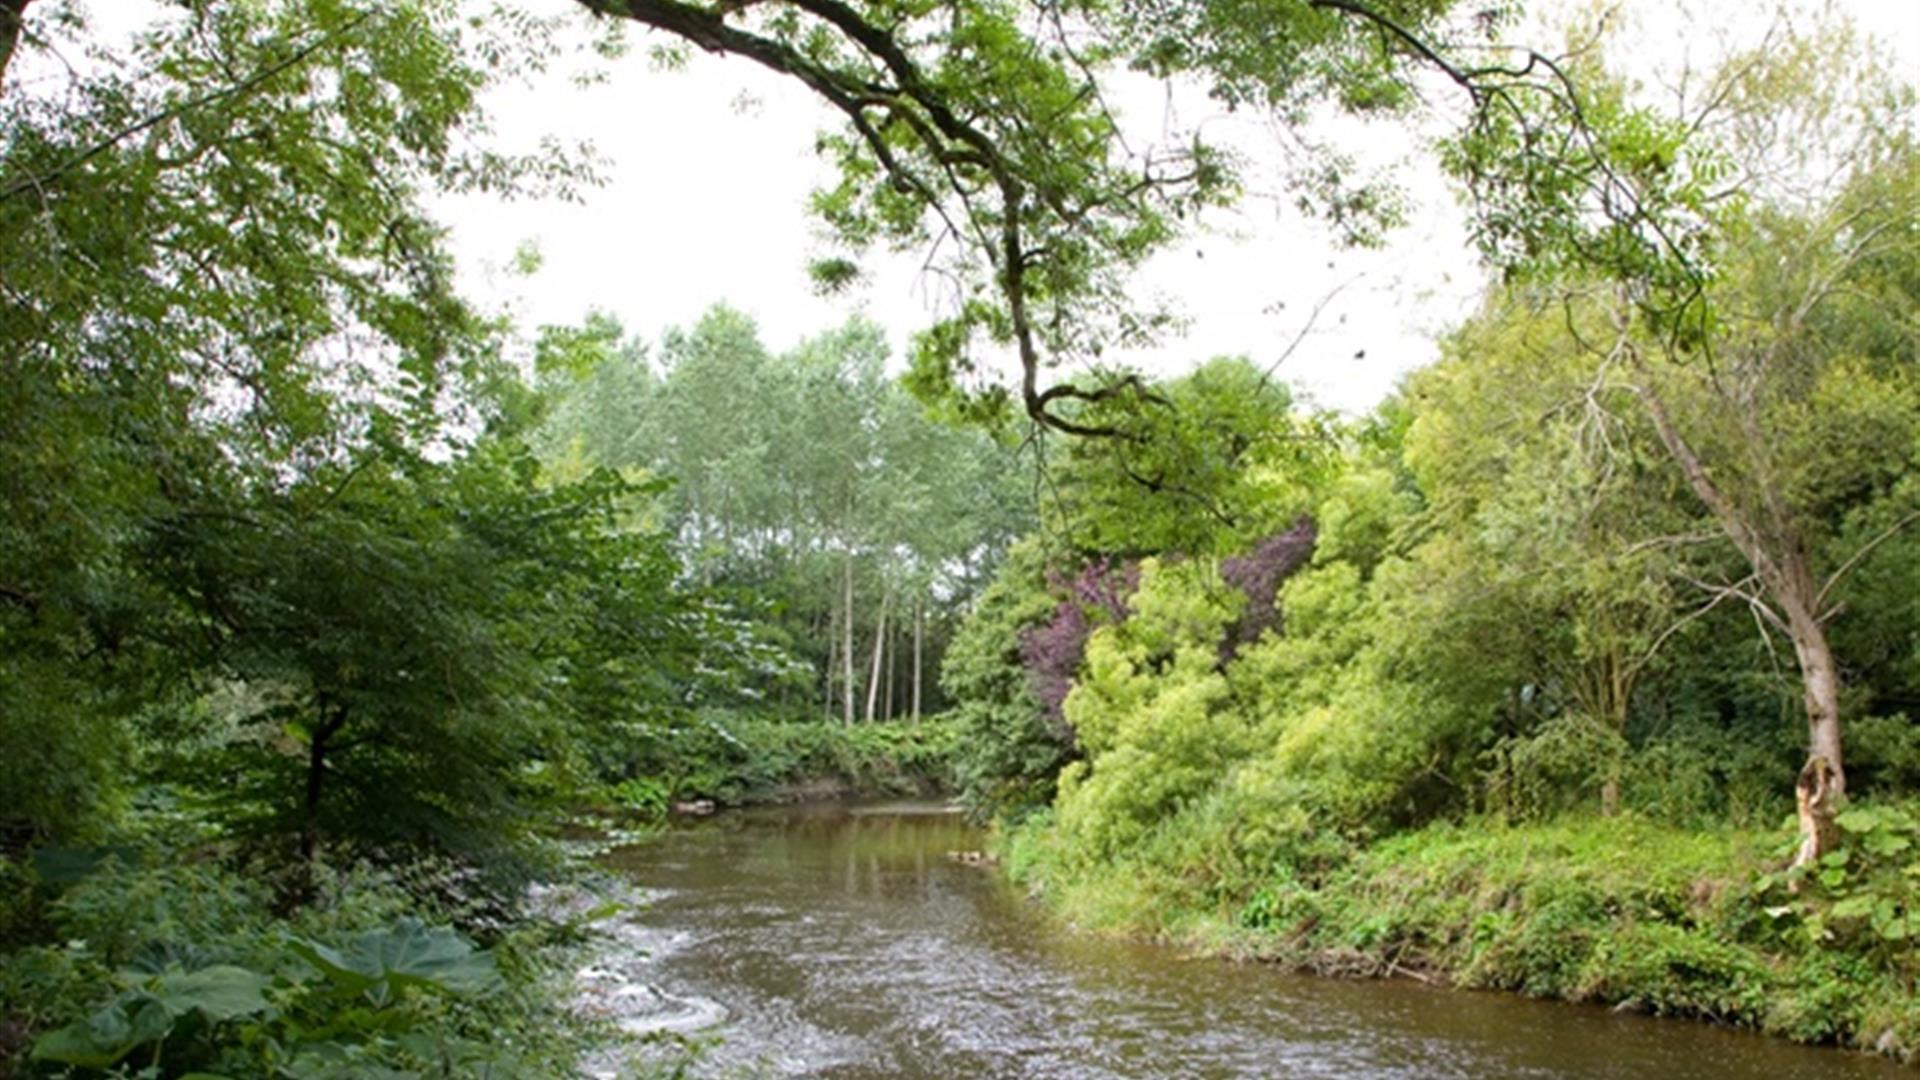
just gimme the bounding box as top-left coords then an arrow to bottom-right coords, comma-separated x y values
436,0 -> 1918,415
63,1 -> 1920,416
440,20 -> 1482,414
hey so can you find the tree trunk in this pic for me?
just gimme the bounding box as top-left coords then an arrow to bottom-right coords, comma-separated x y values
842,555 -> 855,727
0,1 -> 29,92
823,608 -> 838,722
1601,654 -> 1629,818
1783,586 -> 1846,868
912,596 -> 923,722
300,695 -> 346,886
864,591 -> 890,725
883,617 -> 895,722
1636,383 -> 1847,865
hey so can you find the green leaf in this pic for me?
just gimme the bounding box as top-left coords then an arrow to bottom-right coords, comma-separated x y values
1830,895 -> 1874,920
1861,830 -> 1912,858
148,965 -> 272,1020
1836,808 -> 1882,834
31,1022 -> 130,1068
28,845 -> 142,888
31,998 -> 173,1068
290,918 -> 499,1000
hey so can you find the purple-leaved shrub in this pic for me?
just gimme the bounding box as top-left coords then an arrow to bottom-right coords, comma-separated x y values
1219,518 -> 1317,657
1019,559 -> 1139,731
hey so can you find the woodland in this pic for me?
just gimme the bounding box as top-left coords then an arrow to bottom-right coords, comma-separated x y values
0,0 -> 1915,1075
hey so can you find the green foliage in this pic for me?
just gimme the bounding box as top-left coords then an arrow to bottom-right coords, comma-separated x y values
941,538 -> 1071,820
587,0 -> 1465,430
942,30 -> 1918,1059
1054,559 -> 1246,858
628,713 -> 963,807
285,919 -> 501,1003
1007,811 -> 1920,1059
1045,359 -> 1333,557
534,305 -> 1033,722
1,850 -> 591,1078
1751,803 -> 1920,977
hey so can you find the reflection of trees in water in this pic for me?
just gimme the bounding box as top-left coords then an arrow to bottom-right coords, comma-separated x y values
780,811 -> 979,897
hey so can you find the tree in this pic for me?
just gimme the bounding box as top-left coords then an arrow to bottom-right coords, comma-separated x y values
140,426 -> 711,891
570,0 -> 1471,435
1405,295 -> 1723,817
0,0 -> 581,844
534,305 -> 1034,722
1043,357 -> 1334,557
1451,14 -> 1919,862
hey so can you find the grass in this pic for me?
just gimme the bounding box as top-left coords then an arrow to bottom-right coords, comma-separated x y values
1003,809 -> 1920,1063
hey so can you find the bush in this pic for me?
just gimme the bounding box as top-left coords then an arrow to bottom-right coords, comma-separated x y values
0,847 -> 600,1078
612,710 -> 962,808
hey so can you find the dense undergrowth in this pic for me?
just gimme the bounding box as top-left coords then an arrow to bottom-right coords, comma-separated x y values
603,713 -> 962,813
1003,805 -> 1920,1060
0,845 -> 602,1077
940,156 -> 1920,1062
0,711 -> 964,1078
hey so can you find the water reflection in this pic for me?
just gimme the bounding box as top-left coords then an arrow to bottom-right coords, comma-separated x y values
601,803 -> 1904,1079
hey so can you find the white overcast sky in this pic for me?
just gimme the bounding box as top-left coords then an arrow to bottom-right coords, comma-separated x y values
61,1 -> 1920,415
439,0 -> 1918,414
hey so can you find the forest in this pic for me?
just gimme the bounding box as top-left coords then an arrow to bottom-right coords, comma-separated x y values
0,0 -> 1915,1076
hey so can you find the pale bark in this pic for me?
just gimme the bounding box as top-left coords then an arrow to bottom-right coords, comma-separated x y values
842,555 -> 855,726
911,595 -> 923,722
823,610 -> 838,721
882,617 -> 895,722
863,590 -> 890,724
1636,383 -> 1845,865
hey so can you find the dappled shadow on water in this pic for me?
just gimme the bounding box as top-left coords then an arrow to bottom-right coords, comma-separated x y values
596,804 -> 1904,1080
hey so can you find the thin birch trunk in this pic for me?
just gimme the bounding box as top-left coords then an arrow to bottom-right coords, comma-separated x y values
864,591 -> 890,724
912,595 -> 923,722
842,555 -> 856,726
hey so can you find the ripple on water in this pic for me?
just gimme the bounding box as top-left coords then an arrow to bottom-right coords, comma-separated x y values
589,804 -> 1911,1080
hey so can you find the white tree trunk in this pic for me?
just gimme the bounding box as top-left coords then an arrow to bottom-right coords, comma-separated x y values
842,555 -> 855,727
864,591 -> 890,724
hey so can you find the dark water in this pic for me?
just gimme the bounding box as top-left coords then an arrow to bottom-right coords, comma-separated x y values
600,802 -> 1907,1079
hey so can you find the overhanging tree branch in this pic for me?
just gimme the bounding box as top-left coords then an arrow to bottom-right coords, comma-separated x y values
1,12 -> 374,203
575,0 -> 1204,438
0,0 -> 30,91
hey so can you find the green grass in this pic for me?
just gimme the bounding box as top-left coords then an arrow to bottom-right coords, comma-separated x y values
1003,809 -> 1920,1063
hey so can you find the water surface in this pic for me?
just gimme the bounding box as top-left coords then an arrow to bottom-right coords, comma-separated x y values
600,802 -> 1905,1079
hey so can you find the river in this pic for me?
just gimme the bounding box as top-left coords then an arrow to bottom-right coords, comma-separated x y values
593,801 -> 1907,1079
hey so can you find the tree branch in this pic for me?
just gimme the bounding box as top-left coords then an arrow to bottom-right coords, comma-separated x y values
0,0 -> 30,92
1817,507 -> 1920,617
1,11 -> 373,203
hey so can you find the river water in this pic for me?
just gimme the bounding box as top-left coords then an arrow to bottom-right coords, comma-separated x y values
597,802 -> 1906,1079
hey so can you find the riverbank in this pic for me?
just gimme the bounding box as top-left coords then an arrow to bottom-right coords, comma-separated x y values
1001,808 -> 1920,1065
606,714 -> 962,813
589,800 -> 1900,1078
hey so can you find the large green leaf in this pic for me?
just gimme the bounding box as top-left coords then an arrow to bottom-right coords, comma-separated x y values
148,965 -> 273,1021
31,998 -> 172,1067
32,963 -> 273,1067
289,918 -> 499,1001
283,1039 -> 423,1080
